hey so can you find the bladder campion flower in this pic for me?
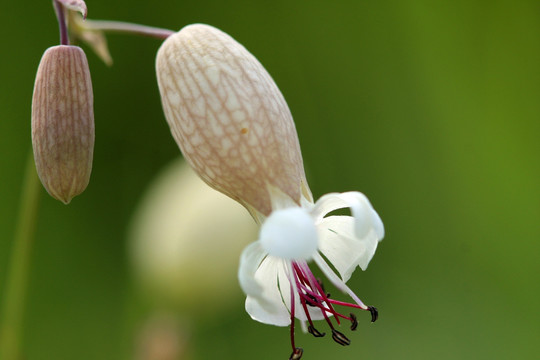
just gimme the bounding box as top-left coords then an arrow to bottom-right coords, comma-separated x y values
31,45 -> 94,204
156,24 -> 384,359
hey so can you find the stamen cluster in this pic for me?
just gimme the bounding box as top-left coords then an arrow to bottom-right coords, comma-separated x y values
287,261 -> 378,359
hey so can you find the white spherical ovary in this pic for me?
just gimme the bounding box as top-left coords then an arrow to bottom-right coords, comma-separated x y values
260,207 -> 319,260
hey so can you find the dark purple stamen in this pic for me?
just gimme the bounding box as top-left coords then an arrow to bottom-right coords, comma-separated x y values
306,294 -> 319,307
316,278 -> 332,298
286,260 -> 378,357
289,280 -> 297,353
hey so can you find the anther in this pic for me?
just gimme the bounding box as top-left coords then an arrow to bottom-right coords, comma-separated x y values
308,325 -> 326,338
289,347 -> 303,360
368,306 -> 378,322
350,313 -> 358,331
331,329 -> 351,346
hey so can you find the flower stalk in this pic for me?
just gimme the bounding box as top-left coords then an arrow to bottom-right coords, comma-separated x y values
0,152 -> 41,360
80,19 -> 174,40
66,4 -> 174,66
53,0 -> 70,45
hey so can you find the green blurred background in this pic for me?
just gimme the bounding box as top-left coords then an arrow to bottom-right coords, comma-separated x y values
1,0 -> 539,359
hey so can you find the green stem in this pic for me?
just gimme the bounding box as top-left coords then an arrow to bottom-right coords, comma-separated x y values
0,151 -> 41,360
83,19 -> 174,39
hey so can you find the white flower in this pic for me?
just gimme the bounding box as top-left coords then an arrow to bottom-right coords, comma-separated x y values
239,192 -> 383,357
156,23 -> 385,359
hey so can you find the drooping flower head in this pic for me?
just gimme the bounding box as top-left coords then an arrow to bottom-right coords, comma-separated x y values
156,24 -> 384,359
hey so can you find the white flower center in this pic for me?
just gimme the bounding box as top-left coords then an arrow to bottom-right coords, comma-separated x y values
259,207 -> 319,260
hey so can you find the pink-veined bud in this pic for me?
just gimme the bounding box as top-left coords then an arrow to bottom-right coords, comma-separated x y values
31,45 -> 94,204
156,24 -> 312,219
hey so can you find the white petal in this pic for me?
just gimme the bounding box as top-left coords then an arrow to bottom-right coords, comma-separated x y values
318,214 -> 381,274
238,241 -> 266,297
370,207 -> 385,240
238,242 -> 291,326
354,229 -> 381,271
313,253 -> 368,310
317,216 -> 363,281
311,192 -> 384,241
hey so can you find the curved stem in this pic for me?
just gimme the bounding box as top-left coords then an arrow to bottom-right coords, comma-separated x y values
83,19 -> 174,39
0,151 -> 41,360
53,0 -> 70,45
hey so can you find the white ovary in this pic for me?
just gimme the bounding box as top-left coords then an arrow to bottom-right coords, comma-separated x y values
259,207 -> 318,261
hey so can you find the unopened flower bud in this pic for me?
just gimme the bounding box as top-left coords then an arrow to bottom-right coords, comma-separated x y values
31,45 -> 94,204
156,24 -> 312,219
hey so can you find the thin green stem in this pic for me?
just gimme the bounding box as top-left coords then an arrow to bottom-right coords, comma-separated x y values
83,19 -> 174,39
0,151 -> 41,360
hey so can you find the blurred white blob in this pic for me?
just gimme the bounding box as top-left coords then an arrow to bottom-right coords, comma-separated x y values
129,158 -> 257,313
